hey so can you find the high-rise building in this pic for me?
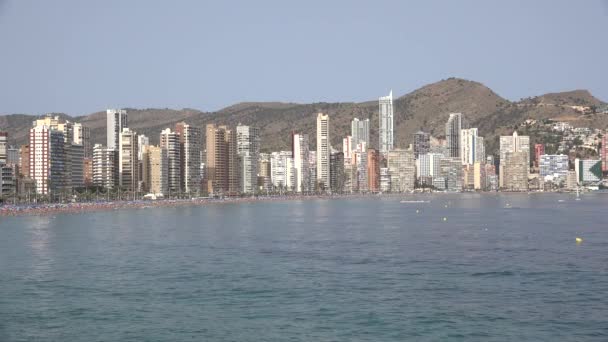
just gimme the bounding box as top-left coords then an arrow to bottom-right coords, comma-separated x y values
33,115 -> 74,190
316,113 -> 330,190
176,122 -> 202,194
258,153 -> 271,193
70,143 -> 85,188
342,135 -> 353,164
353,142 -> 368,192
417,153 -> 442,185
237,125 -> 260,194
308,151 -> 317,192
0,163 -> 16,196
29,125 -> 66,195
19,145 -> 30,178
460,127 -> 479,165
143,145 -> 169,196
499,131 -> 530,188
106,109 -> 127,150
602,133 -> 608,172
0,132 -> 7,164
534,144 -> 545,169
270,151 -> 295,191
119,128 -> 138,191
446,113 -> 463,158
83,158 -> 93,187
473,162 -> 487,190
160,128 -> 181,194
439,157 -> 463,192
330,150 -> 344,193
137,135 -> 150,162
379,91 -> 394,155
387,148 -> 416,192
7,146 -> 18,165
413,131 -> 430,159
205,124 -> 237,195
292,133 -> 310,193
93,144 -> 116,189
575,159 -> 602,185
502,151 -> 528,191
539,154 -> 569,182
73,123 -> 91,158
351,118 -> 370,147
367,149 -> 380,192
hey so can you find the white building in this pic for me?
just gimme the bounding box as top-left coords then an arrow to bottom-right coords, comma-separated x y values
176,123 -> 202,194
575,159 -> 601,184
119,128 -> 138,191
460,128 -> 479,165
539,154 -> 569,182
106,109 -> 127,150
93,144 -> 116,189
351,118 -> 370,147
379,91 -> 394,155
160,128 -> 181,193
271,151 -> 295,191
237,125 -> 260,194
0,132 -> 6,164
29,125 -> 66,195
293,133 -> 310,193
73,123 -> 91,158
316,113 -> 330,190
417,153 -> 443,180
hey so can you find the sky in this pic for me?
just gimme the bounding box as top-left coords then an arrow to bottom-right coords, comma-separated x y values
0,0 -> 607,116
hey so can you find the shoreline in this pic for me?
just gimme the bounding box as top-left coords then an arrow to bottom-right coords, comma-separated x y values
0,191 -> 594,217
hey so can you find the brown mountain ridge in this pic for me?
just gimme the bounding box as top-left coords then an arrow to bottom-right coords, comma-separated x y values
1,78 -> 606,155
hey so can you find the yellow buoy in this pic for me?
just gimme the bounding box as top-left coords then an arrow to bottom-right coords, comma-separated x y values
443,217 -> 447,221
576,237 -> 583,244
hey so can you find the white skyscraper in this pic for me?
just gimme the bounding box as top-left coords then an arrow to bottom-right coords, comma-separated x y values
446,113 -> 463,158
106,109 -> 127,150
351,118 -> 370,147
316,113 -> 330,190
293,133 -> 310,193
460,128 -> 478,166
236,124 -> 260,194
379,91 -> 394,155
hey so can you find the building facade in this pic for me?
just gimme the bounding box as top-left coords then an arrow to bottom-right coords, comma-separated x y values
316,113 -> 330,190
379,91 -> 394,155
106,109 -> 127,150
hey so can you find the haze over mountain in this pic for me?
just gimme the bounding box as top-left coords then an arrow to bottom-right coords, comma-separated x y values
1,78 -> 606,155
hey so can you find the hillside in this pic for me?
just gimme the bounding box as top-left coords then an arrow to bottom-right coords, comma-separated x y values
1,78 -> 606,155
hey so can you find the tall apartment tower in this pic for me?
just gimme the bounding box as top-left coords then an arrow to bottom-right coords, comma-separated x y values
316,113 -> 331,190
160,128 -> 181,194
236,124 -> 260,194
106,109 -> 127,150
379,91 -> 394,155
499,131 -> 530,189
367,148 -> 380,192
29,125 -> 66,195
205,124 -> 237,195
176,122 -> 201,194
143,145 -> 169,196
460,128 -> 479,165
351,118 -> 370,147
413,131 -> 430,159
446,113 -> 463,158
93,144 -> 117,190
292,133 -> 310,193
119,128 -> 138,191
73,123 -> 91,158
0,132 -> 7,164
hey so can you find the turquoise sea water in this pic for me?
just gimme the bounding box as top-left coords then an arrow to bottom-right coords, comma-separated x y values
1,194 -> 607,341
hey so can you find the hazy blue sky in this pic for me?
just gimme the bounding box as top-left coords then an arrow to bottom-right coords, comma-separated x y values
0,0 -> 607,115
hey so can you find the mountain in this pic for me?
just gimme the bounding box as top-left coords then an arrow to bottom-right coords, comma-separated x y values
1,78 -> 606,155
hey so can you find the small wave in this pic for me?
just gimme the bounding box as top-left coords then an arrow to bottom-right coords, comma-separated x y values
470,270 -> 515,277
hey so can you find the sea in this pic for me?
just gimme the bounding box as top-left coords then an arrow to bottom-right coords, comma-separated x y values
1,193 -> 607,341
